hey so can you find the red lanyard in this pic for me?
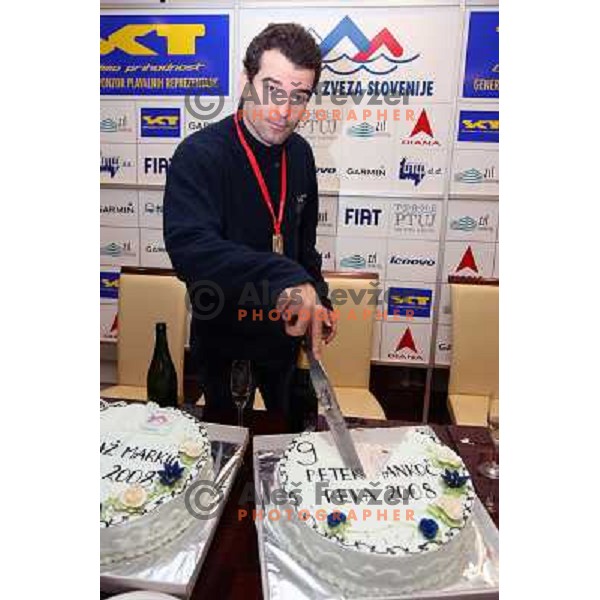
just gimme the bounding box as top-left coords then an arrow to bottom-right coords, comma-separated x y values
234,114 -> 287,237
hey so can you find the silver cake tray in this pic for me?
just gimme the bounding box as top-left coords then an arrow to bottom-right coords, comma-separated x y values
253,426 -> 499,600
100,421 -> 249,598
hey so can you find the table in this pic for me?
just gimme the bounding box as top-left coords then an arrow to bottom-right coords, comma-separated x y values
101,407 -> 499,599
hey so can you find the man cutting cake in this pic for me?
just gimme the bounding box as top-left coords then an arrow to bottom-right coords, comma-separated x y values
164,23 -> 336,429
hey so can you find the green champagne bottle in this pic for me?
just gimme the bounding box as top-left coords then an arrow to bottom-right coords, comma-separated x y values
146,322 -> 178,407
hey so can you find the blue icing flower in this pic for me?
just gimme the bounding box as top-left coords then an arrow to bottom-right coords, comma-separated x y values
158,460 -> 185,486
419,518 -> 439,540
327,511 -> 347,528
441,469 -> 469,488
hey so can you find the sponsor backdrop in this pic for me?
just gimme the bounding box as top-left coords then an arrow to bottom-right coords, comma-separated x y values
100,2 -> 499,372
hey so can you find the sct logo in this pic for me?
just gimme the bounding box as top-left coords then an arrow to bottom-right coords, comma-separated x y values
458,111 -> 499,143
387,287 -> 432,319
344,207 -> 382,227
100,24 -> 206,56
141,108 -> 181,138
100,272 -> 120,300
144,157 -> 172,175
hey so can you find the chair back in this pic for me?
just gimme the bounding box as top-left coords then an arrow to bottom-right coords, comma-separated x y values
321,272 -> 378,389
448,282 -> 499,397
116,267 -> 188,401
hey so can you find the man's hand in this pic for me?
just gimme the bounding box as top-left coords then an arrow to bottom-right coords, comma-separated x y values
276,283 -> 335,360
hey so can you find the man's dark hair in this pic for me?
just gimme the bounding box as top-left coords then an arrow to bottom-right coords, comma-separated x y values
243,23 -> 322,89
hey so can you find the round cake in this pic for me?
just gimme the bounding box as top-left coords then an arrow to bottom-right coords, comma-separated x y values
276,426 -> 475,596
100,400 -> 213,565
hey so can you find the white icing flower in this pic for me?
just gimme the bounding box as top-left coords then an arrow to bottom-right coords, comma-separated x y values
120,485 -> 147,509
180,439 -> 203,459
434,445 -> 461,468
434,495 -> 463,522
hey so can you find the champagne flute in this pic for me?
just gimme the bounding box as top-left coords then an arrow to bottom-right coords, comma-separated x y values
478,393 -> 499,480
230,360 -> 253,428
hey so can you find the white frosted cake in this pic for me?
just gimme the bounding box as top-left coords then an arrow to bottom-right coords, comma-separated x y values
276,427 -> 475,596
100,400 -> 213,564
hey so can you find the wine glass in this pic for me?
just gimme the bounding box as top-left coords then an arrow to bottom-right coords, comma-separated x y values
478,393 -> 499,479
230,360 -> 253,428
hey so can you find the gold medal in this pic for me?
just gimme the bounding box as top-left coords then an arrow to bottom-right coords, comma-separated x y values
272,233 -> 284,255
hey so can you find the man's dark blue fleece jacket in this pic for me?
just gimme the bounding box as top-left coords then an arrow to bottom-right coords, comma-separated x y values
163,113 -> 331,364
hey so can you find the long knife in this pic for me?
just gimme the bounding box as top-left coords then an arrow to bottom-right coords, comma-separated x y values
303,335 -> 366,478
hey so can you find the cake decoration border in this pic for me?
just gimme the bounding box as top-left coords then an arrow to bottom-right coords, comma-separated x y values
278,427 -> 476,557
100,402 -> 210,529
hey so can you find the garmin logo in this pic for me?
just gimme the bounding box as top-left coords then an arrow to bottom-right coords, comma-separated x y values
389,256 -> 435,266
100,202 -> 136,215
346,166 -> 386,178
145,243 -> 166,253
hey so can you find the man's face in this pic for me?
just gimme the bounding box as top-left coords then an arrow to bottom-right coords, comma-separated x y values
241,49 -> 315,146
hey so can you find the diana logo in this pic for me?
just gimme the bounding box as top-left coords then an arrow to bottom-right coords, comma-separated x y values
344,207 -> 383,227
346,121 -> 389,138
389,256 -> 435,266
388,327 -> 425,361
340,254 -> 366,269
454,166 -> 498,184
100,272 -> 120,299
144,156 -> 172,175
101,115 -> 130,134
387,287 -> 432,318
458,110 -> 499,143
141,108 -> 181,138
401,110 -> 440,146
314,16 -> 419,77
455,246 -> 479,274
101,241 -> 135,258
100,153 -> 133,178
450,215 -> 492,232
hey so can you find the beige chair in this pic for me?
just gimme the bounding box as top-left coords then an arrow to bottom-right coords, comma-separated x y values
447,281 -> 499,426
254,272 -> 385,420
101,267 -> 188,404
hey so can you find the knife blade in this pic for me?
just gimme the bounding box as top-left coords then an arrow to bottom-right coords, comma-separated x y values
303,335 -> 366,478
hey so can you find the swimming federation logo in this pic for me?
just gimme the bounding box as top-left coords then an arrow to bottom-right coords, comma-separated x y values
101,242 -> 135,259
454,167 -> 498,184
311,16 -> 419,75
347,121 -> 390,138
340,254 -> 366,269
